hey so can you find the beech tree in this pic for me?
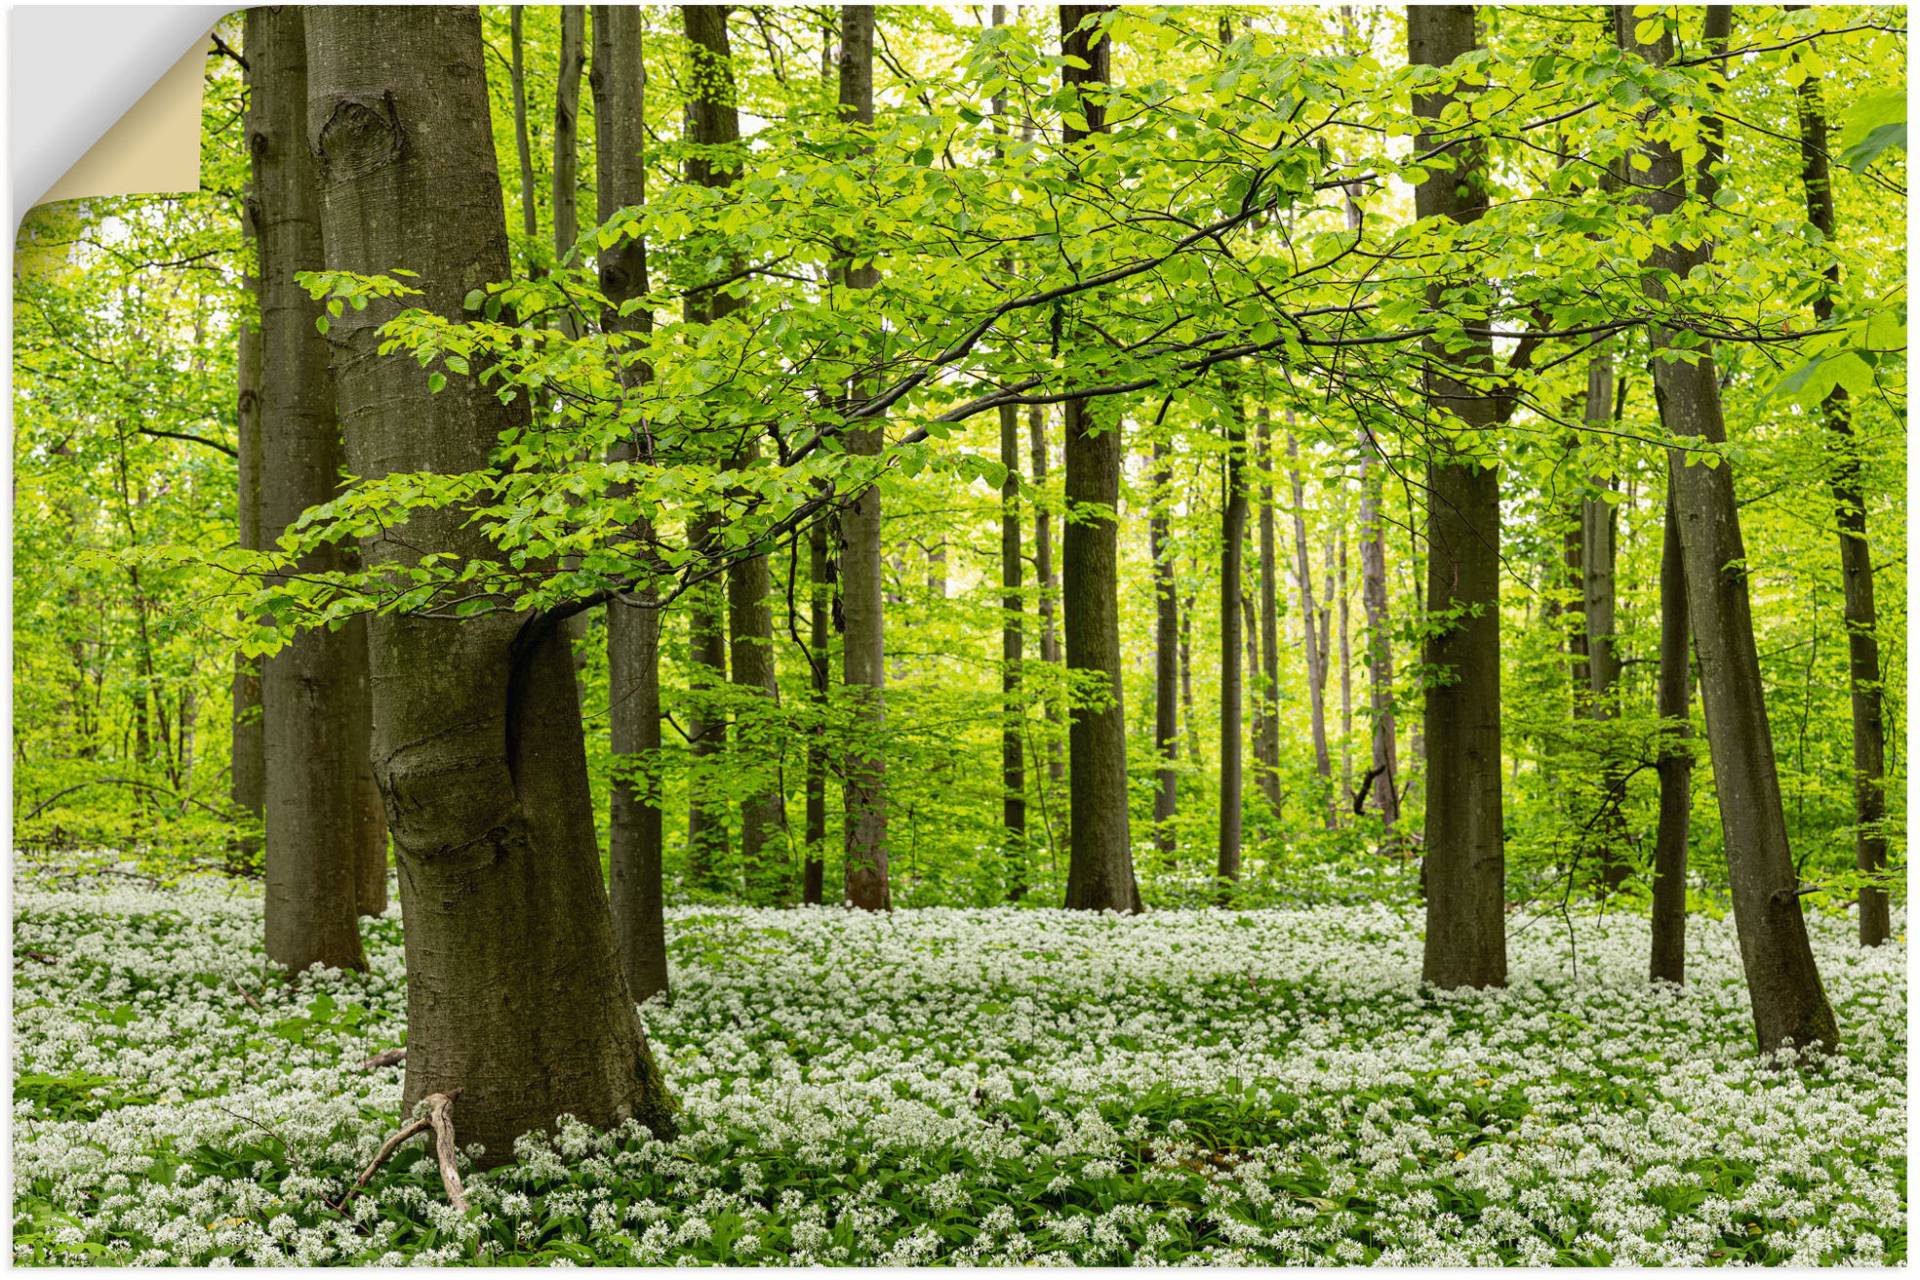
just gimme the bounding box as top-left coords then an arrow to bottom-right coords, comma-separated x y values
303,2 -> 672,1159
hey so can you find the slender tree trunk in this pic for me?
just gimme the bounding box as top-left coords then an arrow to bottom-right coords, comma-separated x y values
1616,5 -> 1837,1053
594,3 -> 669,1001
1179,584 -> 1198,770
1150,438 -> 1178,855
249,6 -> 365,975
1059,3 -> 1136,912
306,3 -> 672,1159
1217,396 -> 1247,887
230,283 -> 265,850
1411,4 -> 1505,990
1338,530 -> 1352,810
1030,405 -> 1065,789
347,613 -> 387,916
1002,404 -> 1031,886
1254,407 -> 1281,811
729,523 -> 789,905
804,515 -> 833,905
684,514 -> 730,891
1650,478 -> 1692,984
510,7 -> 539,253
837,3 -> 890,911
1583,355 -> 1627,890
681,5 -> 747,896
1287,432 -> 1332,790
1564,482 -> 1589,701
1793,33 -> 1889,947
1357,442 -> 1399,835
552,6 -> 585,270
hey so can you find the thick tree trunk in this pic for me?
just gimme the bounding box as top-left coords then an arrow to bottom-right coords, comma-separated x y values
1794,45 -> 1890,948
1003,403 -> 1031,883
249,6 -> 365,975
305,3 -> 671,1161
1650,479 -> 1692,984
1217,398 -> 1247,887
1411,4 -> 1505,990
1253,409 -> 1281,810
1616,6 -> 1837,1053
837,4 -> 890,911
593,3 -> 669,1002
1057,4 -> 1135,913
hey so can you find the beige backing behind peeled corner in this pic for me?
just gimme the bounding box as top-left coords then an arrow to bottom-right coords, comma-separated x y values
36,27 -> 210,208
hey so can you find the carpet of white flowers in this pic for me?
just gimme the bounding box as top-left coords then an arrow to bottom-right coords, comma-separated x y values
11,869 -> 1907,1266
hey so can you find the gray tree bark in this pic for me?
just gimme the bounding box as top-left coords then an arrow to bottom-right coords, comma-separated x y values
230,265 -> 265,851
593,3 -> 669,1003
304,2 -> 672,1160
1793,33 -> 1890,948
804,515 -> 834,905
249,5 -> 365,975
1615,5 -> 1837,1053
1582,355 -> 1627,890
1058,4 -> 1136,913
1410,3 -> 1505,990
1150,437 -> 1178,856
1650,478 -> 1692,984
837,3 -> 890,911
1030,405 -> 1065,789
1003,406 -> 1030,884
1217,392 -> 1247,887
1254,408 -> 1282,811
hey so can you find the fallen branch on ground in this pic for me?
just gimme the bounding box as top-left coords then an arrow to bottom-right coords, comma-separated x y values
356,1047 -> 406,1071
338,1089 -> 467,1215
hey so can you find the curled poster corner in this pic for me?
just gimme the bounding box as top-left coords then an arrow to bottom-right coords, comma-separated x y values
10,6 -> 229,226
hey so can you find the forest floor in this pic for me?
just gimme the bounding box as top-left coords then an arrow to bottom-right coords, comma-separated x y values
11,867 -> 1906,1266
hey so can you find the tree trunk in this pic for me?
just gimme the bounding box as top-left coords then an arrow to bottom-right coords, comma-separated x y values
1287,432 -> 1332,790
306,3 -> 672,1160
1794,35 -> 1890,948
1180,584 -> 1199,771
552,7 -> 585,269
347,614 -> 388,916
249,5 -> 365,975
1338,529 -> 1352,811
1150,437 -> 1178,855
594,2 -> 669,1002
1411,3 -> 1505,990
230,284 -> 266,849
804,515 -> 833,905
1357,437 -> 1399,836
1217,395 -> 1247,887
837,3 -> 890,911
1616,5 -> 1837,1053
510,7 -> 539,252
1030,405 -> 1065,788
1583,354 -> 1627,890
729,524 -> 789,906
1650,478 -> 1692,984
684,515 -> 730,892
1058,4 -> 1135,912
1003,403 -> 1031,886
1253,408 -> 1281,810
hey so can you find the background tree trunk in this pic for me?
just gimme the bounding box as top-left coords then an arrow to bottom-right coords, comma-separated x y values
1030,405 -> 1065,790
837,3 -> 890,911
1003,403 -> 1030,886
1253,408 -> 1281,810
1583,354 -> 1626,890
1217,395 -> 1247,887
594,2 -> 669,1002
1059,3 -> 1136,913
1650,479 -> 1692,984
684,515 -> 730,892
1616,5 -> 1837,1054
249,5 -> 365,975
1794,39 -> 1889,948
804,515 -> 834,906
230,277 -> 265,853
305,3 -> 671,1161
1288,432 -> 1333,795
510,8 -> 540,254
1410,3 -> 1506,990
1150,437 -> 1178,856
